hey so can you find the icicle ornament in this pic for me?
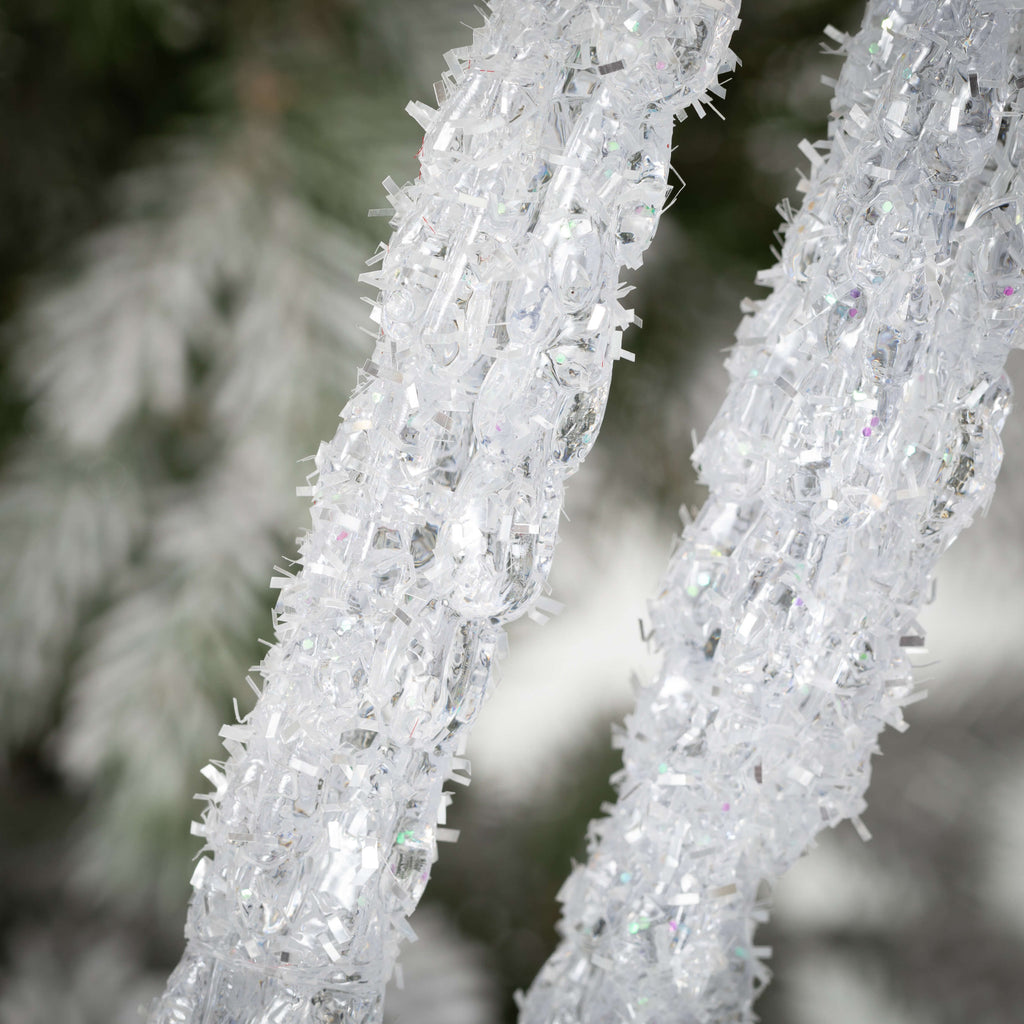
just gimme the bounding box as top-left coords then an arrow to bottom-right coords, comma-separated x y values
149,2 -> 740,1022
518,2 -> 1024,1022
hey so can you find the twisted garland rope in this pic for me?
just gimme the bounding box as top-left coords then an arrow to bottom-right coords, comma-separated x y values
519,1 -> 1024,1021
149,2 -> 741,1022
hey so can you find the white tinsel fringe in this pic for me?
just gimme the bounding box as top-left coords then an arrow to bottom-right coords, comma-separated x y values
149,2 -> 741,1022
518,1 -> 1024,1021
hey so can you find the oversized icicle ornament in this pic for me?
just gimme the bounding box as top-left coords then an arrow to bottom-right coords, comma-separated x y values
149,2 -> 741,1022
518,1 -> 1024,1021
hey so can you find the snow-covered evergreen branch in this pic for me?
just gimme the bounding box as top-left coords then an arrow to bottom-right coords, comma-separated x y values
0,136 -> 374,916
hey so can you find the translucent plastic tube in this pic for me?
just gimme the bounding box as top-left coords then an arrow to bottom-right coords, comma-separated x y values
518,3 -> 1024,1021
148,3 -> 740,1022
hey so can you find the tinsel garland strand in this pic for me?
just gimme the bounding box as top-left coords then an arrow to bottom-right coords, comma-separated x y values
148,3 -> 741,1022
518,2 -> 1024,1022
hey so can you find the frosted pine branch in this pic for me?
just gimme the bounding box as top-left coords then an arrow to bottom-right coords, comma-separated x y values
0,137 -> 374,918
0,144 -> 245,747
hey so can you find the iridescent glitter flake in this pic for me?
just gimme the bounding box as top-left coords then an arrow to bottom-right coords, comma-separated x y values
518,2 -> 1024,1022
148,3 -> 740,1022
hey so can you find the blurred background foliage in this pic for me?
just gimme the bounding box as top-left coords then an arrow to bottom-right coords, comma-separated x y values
1,1 -> 1023,1022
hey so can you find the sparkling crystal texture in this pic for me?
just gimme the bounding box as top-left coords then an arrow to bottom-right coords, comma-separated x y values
517,2 -> 1024,1022
147,2 -> 740,1021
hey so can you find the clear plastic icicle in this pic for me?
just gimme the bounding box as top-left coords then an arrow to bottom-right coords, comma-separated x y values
148,3 -> 740,1022
518,2 -> 1024,1022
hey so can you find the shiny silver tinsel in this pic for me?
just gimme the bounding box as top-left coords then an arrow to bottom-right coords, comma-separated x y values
519,2 -> 1024,1021
149,2 -> 740,1022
